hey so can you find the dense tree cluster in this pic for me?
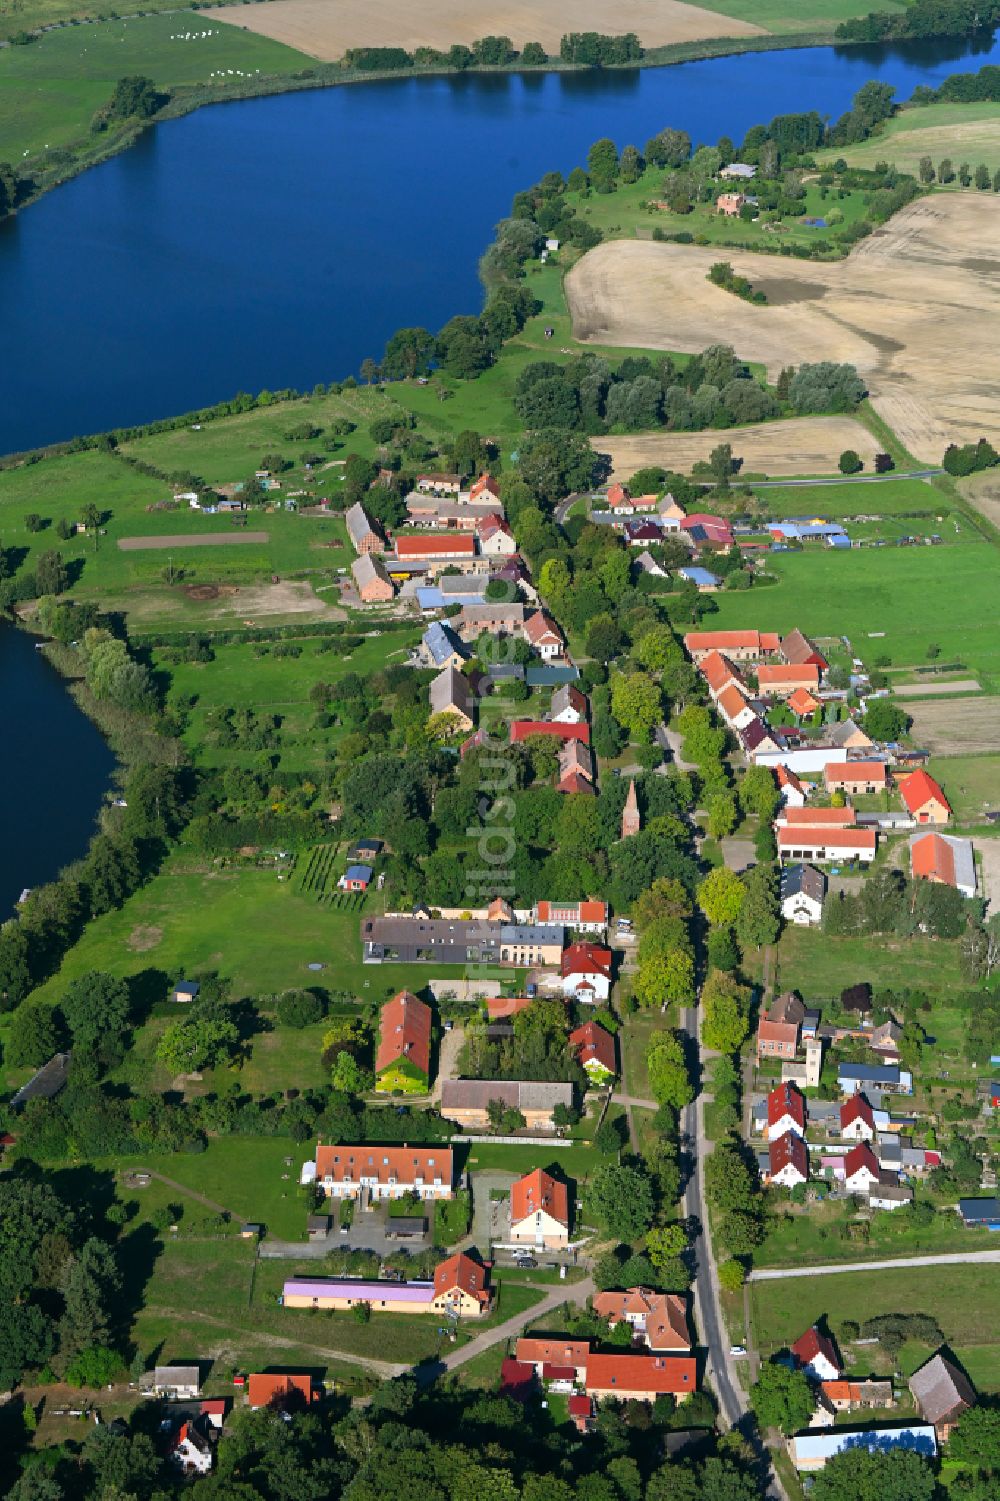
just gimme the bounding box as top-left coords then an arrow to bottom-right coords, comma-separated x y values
836,0 -> 1000,44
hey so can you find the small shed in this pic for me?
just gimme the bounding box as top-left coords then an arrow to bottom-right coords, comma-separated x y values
307,1214 -> 331,1242
340,864 -> 373,892
241,1223 -> 263,1240
173,980 -> 200,1004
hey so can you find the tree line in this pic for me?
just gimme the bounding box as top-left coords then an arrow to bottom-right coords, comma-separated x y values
342,33 -> 641,73
836,0 -> 1000,44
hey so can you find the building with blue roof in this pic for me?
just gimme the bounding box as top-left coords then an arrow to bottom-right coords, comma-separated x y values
526,665 -> 580,687
340,864 -> 374,892
679,566 -> 721,590
789,1425 -> 936,1472
422,620 -> 468,668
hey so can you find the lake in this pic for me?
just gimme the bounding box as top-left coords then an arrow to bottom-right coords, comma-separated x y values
0,626 -> 115,919
2,33 -> 1000,456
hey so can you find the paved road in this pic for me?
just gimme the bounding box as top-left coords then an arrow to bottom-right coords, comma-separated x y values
749,1248 -> 1000,1281
439,1275 -> 594,1374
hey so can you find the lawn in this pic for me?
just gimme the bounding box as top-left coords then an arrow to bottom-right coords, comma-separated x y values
463,1140 -> 604,1183
703,538 -> 1000,676
694,0 -> 906,33
21,856 -> 446,1009
756,1197 -> 982,1270
0,14 -> 310,157
819,100 -> 1000,179
618,1011 -> 666,1102
927,754 -> 1000,820
752,924 -> 967,1002
754,476 -> 952,519
750,1263 -> 1000,1393
139,1136 -> 313,1239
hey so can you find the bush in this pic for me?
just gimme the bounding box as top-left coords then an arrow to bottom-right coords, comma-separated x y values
838,448 -> 863,474
276,989 -> 325,1028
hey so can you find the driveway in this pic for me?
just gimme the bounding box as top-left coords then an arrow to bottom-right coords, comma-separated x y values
658,723 -> 697,771
431,1024 -> 465,1105
469,1171 -> 516,1254
438,1276 -> 594,1374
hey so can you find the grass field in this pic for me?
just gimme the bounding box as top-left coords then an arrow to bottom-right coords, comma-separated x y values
756,1197 -> 981,1270
219,0 -> 765,59
21,857 -> 445,1009
692,0 -> 906,31
754,476 -> 950,518
0,13 -> 310,158
927,754 -> 1000,820
697,536 -> 1000,678
750,1263 -> 1000,1393
567,195 -> 1000,462
755,924 -> 967,1003
819,100 -> 1000,179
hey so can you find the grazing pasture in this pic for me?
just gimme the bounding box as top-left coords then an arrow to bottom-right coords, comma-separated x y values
567,195 -> 1000,461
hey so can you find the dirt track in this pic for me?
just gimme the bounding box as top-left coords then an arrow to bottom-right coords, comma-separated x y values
118,532 -> 269,550
593,416 -> 879,480
211,0 -> 764,57
566,196 -> 1000,462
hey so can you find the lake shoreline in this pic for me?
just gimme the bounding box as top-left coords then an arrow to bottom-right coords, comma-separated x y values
10,29 -> 839,224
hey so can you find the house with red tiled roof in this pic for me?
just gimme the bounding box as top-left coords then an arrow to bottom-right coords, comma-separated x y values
910,831 -> 976,897
510,720 -> 589,745
469,473 -> 502,503
247,1373 -> 313,1410
777,825 -> 877,865
684,630 -> 781,663
780,629 -> 828,670
395,532 -> 477,563
312,1144 -> 454,1200
767,1082 -> 806,1140
592,1289 -> 690,1352
523,610 -> 564,659
558,738 -> 597,795
535,899 -> 607,933
585,1353 -> 697,1403
840,1094 -> 875,1142
375,991 -> 432,1094
756,663 -> 821,699
778,806 -> 856,829
680,513 -> 734,550
776,764 -> 806,808
485,996 -> 534,1021
516,1336 -> 589,1379
476,514 -> 517,556
607,482 -> 631,510
756,992 -> 805,1061
432,1252 -> 492,1317
768,1130 -> 809,1188
509,1168 -> 570,1248
792,1327 -> 841,1383
788,686 -> 821,718
700,650 -> 744,699
844,1142 -> 880,1193
569,1021 -> 617,1084
717,682 -> 757,731
561,942 -> 613,1002
900,769 -> 951,825
824,761 -> 888,796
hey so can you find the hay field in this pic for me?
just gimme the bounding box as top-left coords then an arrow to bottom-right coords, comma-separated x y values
905,697 -> 1000,754
566,195 -> 1000,463
593,415 -> 878,479
210,0 -> 764,60
819,101 -> 1000,178
118,532 -> 270,550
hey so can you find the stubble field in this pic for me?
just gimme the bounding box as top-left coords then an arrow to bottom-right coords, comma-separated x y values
592,414 -> 879,479
903,696 -> 1000,755
566,195 -> 1000,462
210,0 -> 765,58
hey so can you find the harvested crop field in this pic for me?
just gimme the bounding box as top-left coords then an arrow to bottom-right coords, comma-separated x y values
905,696 -> 1000,754
593,416 -> 878,480
210,0 -> 764,58
893,678 -> 982,697
566,196 -> 1000,462
118,532 -> 270,550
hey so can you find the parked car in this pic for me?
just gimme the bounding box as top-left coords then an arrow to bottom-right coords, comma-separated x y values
515,1255 -> 537,1269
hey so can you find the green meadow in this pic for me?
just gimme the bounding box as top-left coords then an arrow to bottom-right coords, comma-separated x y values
694,0 -> 907,33
819,99 -> 1000,179
0,14 -> 310,158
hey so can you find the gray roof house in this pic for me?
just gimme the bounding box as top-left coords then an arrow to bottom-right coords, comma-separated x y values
345,501 -> 384,554
429,665 -> 474,729
780,864 -> 826,925
11,1051 -> 72,1111
154,1365 -> 201,1398
909,1352 -> 977,1434
423,620 -> 468,669
440,1079 -> 573,1123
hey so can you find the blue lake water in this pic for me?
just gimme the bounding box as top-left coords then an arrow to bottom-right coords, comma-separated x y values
0,625 -> 115,918
2,33 -> 1000,456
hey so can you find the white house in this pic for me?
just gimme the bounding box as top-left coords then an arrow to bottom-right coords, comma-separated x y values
776,765 -> 807,808
550,684 -> 587,724
792,1327 -> 841,1383
780,864 -> 826,926
307,1144 -> 454,1200
840,1095 -> 875,1142
769,1131 -> 808,1188
561,943 -> 612,1003
767,1082 -> 806,1140
168,1422 -> 213,1476
844,1143 -> 880,1193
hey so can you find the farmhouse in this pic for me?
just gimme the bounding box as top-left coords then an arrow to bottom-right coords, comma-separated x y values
416,473 -> 462,494
592,1289 -> 690,1352
780,628 -> 828,669
585,1354 -> 697,1404
680,513 -> 734,550
477,515 -> 517,556
351,553 -> 395,603
909,1352 -> 977,1440
756,663 -> 822,699
509,1168 -> 570,1248
823,761 -> 888,796
558,737 -> 597,795
551,683 -> 588,723
819,1379 -> 894,1415
780,864 -> 826,925
900,768 -> 951,824
375,991 -> 432,1094
826,717 -> 874,752
167,1419 -> 213,1476
440,1080 -> 573,1131
470,473 -> 502,503
683,629 -> 781,663
717,683 -> 757,731
396,533 -> 478,566
562,942 -> 613,1003
429,665 -> 474,732
910,831 -> 976,897
787,686 -> 821,718
345,501 -> 385,555
308,1144 -> 454,1200
716,192 -> 746,216
569,1021 -> 617,1084
457,602 -> 527,638
361,915 -> 563,966
843,1142 -> 880,1193
155,1366 -> 201,1399
510,720 -> 590,746
768,1130 -> 809,1188
406,497 -> 499,527
700,650 -> 744,698
516,1337 -> 590,1381
776,764 -> 806,807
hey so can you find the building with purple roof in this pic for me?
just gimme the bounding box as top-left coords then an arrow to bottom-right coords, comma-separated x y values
282,1277 -> 436,1314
